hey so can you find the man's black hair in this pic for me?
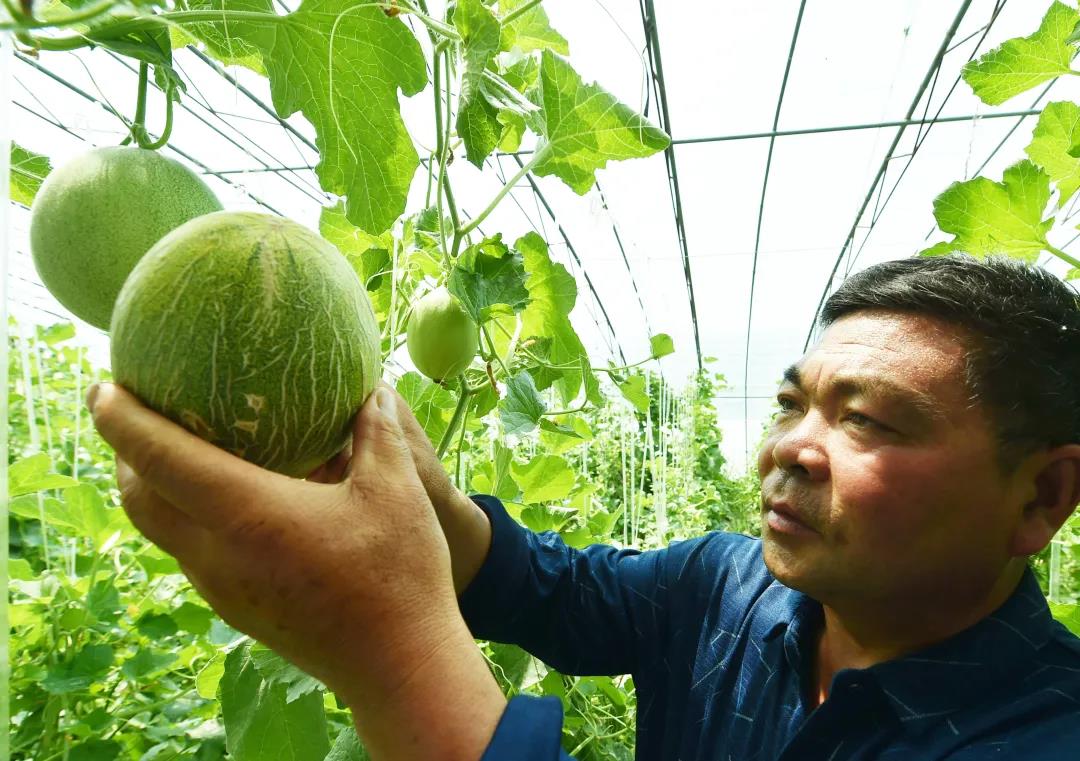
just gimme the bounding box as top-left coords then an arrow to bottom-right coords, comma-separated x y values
819,254 -> 1080,471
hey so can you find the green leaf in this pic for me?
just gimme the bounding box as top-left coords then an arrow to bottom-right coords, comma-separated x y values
587,504 -> 623,541
1050,601 -> 1080,636
43,644 -> 114,694
455,0 -> 503,166
319,202 -> 395,265
182,0 -> 427,233
179,0 -> 271,74
539,415 -> 592,454
470,440 -> 519,500
396,372 -> 458,445
136,546 -> 183,579
9,454 -> 79,498
64,484 -> 130,549
517,232 -> 595,404
137,612 -> 180,639
499,0 -> 569,54
196,651 -> 228,700
220,642 -> 330,761
918,160 -> 1054,262
11,143 -> 52,207
649,333 -> 675,359
498,109 -> 528,152
1025,101 -> 1080,208
531,50 -> 670,194
68,739 -> 122,761
919,240 -> 959,258
326,727 -> 370,761
616,374 -> 650,414
962,1 -> 1080,106
9,558 -> 34,581
520,503 -> 577,533
9,485 -> 131,547
87,581 -> 123,624
173,601 -> 215,636
320,202 -> 395,320
120,647 -> 178,680
448,235 -> 530,323
511,453 -> 575,503
248,643 -> 325,703
39,322 -> 75,345
499,371 -> 546,435
487,642 -> 533,691
1066,267 -> 1080,279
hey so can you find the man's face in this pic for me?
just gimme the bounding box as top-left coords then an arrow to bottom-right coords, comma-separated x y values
757,309 -> 1028,608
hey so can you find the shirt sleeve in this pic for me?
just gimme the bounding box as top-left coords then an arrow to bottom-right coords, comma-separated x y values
458,494 -> 724,677
480,695 -> 575,761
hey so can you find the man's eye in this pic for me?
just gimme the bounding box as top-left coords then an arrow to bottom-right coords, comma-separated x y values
845,412 -> 882,429
776,396 -> 799,412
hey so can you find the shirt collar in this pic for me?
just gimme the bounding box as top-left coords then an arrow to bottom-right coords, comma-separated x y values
761,566 -> 1056,724
868,566 -> 1055,722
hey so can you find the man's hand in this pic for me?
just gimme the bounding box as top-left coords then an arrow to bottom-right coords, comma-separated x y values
89,382 -> 505,760
307,382 -> 493,596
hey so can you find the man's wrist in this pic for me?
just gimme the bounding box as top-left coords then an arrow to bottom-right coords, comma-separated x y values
436,489 -> 494,596
342,618 -> 507,761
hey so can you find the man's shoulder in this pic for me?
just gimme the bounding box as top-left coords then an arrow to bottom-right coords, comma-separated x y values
661,530 -> 778,604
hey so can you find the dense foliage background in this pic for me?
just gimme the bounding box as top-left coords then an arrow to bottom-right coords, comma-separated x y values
6,0 -> 1080,758
8,319 -> 765,761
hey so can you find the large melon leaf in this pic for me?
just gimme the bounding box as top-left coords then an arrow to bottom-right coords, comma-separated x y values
180,0 -> 427,234
1025,101 -> 1080,209
516,231 -> 597,405
919,160 -> 1054,262
454,0 -> 503,167
11,144 -> 52,207
219,642 -> 330,761
962,1 -> 1080,106
530,50 -> 670,194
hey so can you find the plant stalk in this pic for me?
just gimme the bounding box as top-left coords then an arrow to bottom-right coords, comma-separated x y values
1048,244 -> 1080,270
132,61 -> 149,144
140,92 -> 175,150
459,145 -> 549,236
436,377 -> 472,458
500,0 -> 544,26
3,0 -> 118,30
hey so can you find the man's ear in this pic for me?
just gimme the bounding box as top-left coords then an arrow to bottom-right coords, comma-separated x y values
1009,443 -> 1080,557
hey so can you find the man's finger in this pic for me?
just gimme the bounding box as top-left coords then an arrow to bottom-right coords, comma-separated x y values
116,458 -> 210,560
306,443 -> 352,484
347,387 -> 422,488
89,382 -> 282,528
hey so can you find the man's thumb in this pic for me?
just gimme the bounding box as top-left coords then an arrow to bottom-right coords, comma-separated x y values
348,386 -> 417,482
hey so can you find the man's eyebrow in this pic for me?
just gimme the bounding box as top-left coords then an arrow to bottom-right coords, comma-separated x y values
778,364 -> 947,422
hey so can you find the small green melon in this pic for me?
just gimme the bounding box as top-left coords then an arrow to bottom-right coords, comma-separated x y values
406,287 -> 478,381
30,147 -> 223,329
110,211 -> 382,478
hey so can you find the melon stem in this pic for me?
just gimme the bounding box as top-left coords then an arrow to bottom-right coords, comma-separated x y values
131,62 -> 149,145
436,375 -> 472,458
459,145 -> 549,238
1048,244 -> 1080,270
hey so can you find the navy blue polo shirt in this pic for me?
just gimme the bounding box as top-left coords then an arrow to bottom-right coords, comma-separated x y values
459,495 -> 1080,760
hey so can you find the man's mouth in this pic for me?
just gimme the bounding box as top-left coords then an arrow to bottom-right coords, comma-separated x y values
763,500 -> 819,536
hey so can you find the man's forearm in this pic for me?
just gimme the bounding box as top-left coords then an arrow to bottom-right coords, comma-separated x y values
434,488 -> 494,596
345,617 -> 507,761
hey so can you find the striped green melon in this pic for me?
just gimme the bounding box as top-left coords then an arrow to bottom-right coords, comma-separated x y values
30,147 -> 223,330
110,211 -> 382,478
407,287 -> 478,381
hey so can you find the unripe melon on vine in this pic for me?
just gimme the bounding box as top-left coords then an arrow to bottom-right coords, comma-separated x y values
110,211 -> 382,478
407,287 -> 478,381
29,147 -> 223,330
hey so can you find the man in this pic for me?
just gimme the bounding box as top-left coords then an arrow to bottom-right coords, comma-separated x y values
89,253 -> 1080,760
